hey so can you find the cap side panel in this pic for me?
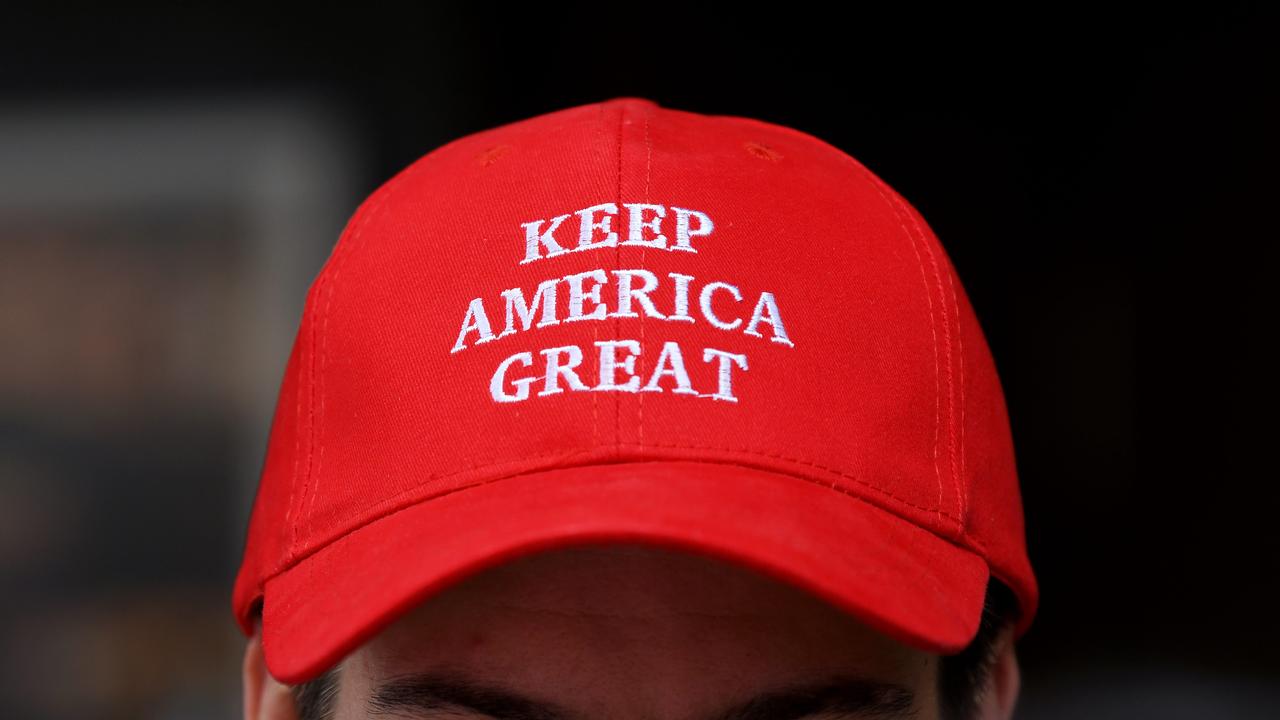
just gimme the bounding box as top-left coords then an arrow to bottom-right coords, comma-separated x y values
288,161 -> 427,567
291,104 -> 622,558
686,109 -> 1036,627
869,180 -> 964,526
283,102 -> 618,571
696,111 -> 970,528
898,200 -> 968,523
893,195 -> 1037,634
850,167 -> 952,527
624,110 -> 959,532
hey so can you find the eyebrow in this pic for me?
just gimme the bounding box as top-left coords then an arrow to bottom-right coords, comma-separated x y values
713,678 -> 917,720
367,673 -> 567,720
367,672 -> 918,720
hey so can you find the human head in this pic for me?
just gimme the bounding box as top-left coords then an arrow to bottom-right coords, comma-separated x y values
243,545 -> 1022,720
233,96 -> 1038,720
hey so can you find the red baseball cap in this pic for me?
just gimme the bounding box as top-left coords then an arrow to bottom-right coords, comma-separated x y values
232,96 -> 1038,684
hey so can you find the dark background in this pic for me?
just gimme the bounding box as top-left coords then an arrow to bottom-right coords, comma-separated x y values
2,4 -> 1275,718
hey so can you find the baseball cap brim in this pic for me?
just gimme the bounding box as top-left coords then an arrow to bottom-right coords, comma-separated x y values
260,460 -> 990,684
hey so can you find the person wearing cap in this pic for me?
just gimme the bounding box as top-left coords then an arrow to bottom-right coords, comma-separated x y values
234,97 -> 1039,720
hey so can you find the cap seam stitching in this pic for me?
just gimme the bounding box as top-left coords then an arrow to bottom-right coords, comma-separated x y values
614,100 -> 624,455
720,113 -> 967,525
592,103 -> 604,449
919,206 -> 968,521
289,155 -> 436,563
258,451 -> 986,597
880,187 -> 963,528
639,103 -> 653,448
843,165 -> 948,530
265,438 -> 970,583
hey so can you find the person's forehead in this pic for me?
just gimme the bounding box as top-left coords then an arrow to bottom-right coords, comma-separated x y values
334,545 -> 938,720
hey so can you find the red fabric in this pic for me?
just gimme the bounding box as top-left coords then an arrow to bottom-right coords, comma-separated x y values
232,97 -> 1038,683
263,461 -> 989,683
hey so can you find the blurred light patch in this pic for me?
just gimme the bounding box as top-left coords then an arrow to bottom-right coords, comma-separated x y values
0,97 -> 360,718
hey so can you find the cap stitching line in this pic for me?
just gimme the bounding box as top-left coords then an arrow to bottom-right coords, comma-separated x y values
614,101 -> 625,455
292,276 -> 327,564
259,449 -> 986,599
261,476 -> 987,670
292,156 -> 434,563
260,443 -> 595,586
703,114 -> 967,528
297,437 -> 966,571
304,185 -> 394,556
930,213 -> 967,517
880,188 -> 963,527
258,107 -> 612,607
953,270 -> 966,510
286,209 -> 361,563
286,264 -> 328,560
909,203 -> 962,524
633,110 -> 973,531
276,114 -> 507,583
850,169 -> 946,528
281,310 -> 308,555
592,103 -> 604,449
638,103 -> 653,448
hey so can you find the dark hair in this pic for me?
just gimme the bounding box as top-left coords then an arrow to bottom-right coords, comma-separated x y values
937,576 -> 1021,719
285,576 -> 1019,720
292,665 -> 340,720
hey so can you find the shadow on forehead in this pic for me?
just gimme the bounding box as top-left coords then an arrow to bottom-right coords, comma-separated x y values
406,541 -> 834,608
372,540 -> 924,657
